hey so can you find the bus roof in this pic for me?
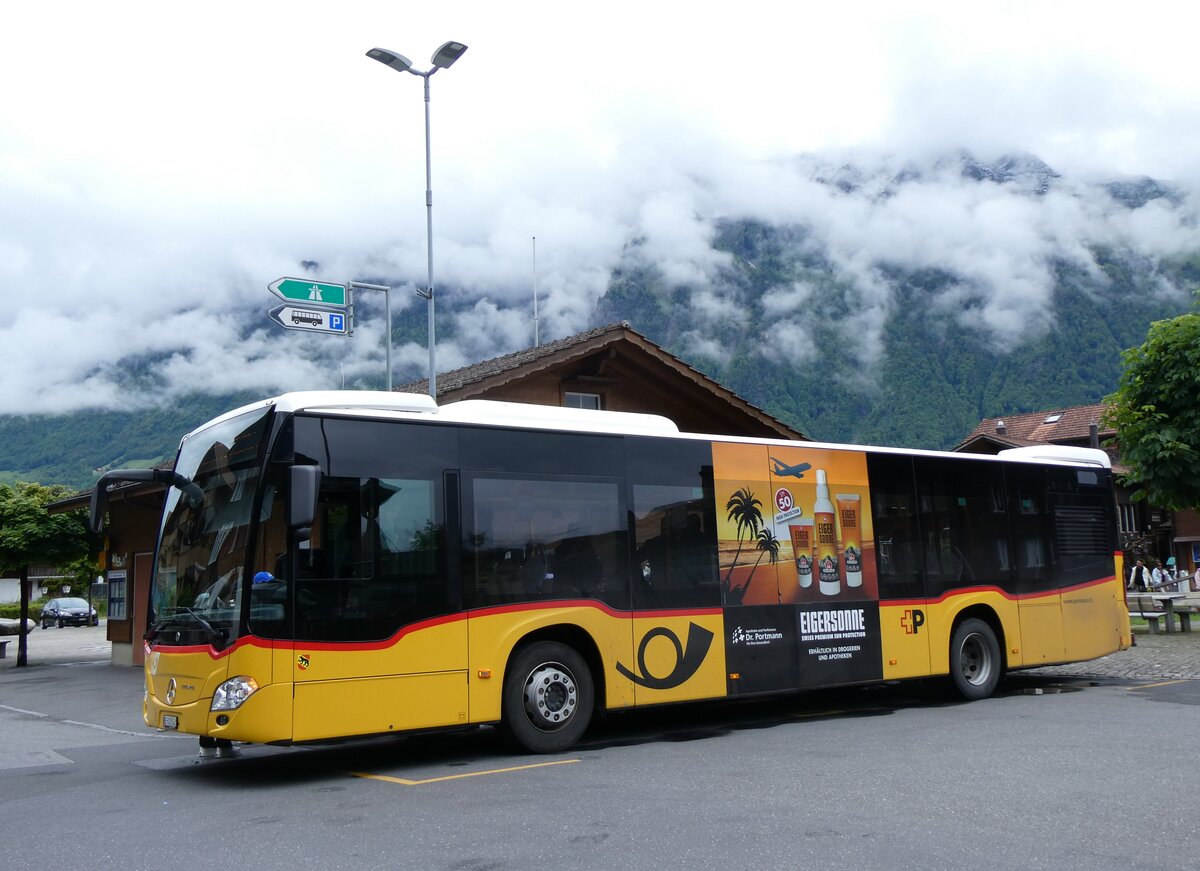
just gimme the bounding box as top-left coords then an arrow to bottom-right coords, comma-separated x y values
187,391 -> 1110,470
996,444 -> 1111,468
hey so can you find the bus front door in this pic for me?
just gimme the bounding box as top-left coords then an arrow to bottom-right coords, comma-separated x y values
288,474 -> 469,742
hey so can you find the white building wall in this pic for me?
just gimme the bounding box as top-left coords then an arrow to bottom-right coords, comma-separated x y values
0,578 -> 20,605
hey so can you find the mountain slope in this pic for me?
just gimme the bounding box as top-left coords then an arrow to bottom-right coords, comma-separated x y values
4,151 -> 1196,488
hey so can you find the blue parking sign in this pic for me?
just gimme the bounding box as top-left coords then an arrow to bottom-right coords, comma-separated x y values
329,313 -> 345,332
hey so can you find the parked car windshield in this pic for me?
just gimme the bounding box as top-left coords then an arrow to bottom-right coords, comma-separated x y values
57,598 -> 89,609
151,406 -> 273,647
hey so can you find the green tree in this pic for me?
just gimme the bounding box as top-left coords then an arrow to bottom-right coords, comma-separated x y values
1103,307 -> 1200,509
0,482 -> 99,666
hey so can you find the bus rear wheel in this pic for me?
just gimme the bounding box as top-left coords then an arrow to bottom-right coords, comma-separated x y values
949,618 -> 1001,701
502,641 -> 594,754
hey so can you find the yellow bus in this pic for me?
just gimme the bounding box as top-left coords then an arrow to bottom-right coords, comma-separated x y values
91,391 -> 1129,754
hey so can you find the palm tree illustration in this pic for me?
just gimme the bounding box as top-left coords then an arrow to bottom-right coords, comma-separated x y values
723,487 -> 763,603
746,528 -> 780,584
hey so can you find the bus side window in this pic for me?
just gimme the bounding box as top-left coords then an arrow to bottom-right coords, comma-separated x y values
626,437 -> 721,611
866,454 -> 923,601
913,457 -> 1010,599
248,476 -> 290,637
1047,466 -> 1115,587
632,490 -> 718,609
466,474 -> 626,609
294,475 -> 447,642
1006,465 -> 1053,591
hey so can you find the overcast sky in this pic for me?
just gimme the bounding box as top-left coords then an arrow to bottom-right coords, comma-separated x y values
2,1 -> 1198,414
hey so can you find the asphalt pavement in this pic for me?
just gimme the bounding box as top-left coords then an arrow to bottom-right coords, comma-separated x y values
4,622 -> 1200,871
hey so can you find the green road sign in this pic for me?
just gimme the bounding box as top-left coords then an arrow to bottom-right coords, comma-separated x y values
269,277 -> 348,308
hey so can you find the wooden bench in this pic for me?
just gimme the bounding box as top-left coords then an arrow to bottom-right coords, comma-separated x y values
1128,594 -> 1166,634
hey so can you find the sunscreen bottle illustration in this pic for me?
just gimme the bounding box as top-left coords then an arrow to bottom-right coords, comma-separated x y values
813,470 -> 841,596
789,520 -> 814,588
836,494 -> 863,588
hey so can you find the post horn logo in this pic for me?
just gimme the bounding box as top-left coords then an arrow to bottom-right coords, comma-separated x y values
616,622 -> 714,689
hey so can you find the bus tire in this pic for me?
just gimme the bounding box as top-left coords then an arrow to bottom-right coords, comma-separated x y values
949,618 -> 1001,701
502,641 -> 594,754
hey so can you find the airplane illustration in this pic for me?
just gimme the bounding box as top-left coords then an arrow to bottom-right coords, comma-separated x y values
770,458 -> 811,479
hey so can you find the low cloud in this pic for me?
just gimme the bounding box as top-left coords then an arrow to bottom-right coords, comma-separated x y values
4,3 -> 1200,417
3,145 -> 1198,416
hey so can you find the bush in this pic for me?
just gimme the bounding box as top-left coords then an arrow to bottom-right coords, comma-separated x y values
0,598 -> 48,620
0,596 -> 105,620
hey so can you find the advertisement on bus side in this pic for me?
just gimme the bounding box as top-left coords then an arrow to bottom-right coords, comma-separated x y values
714,443 -> 883,692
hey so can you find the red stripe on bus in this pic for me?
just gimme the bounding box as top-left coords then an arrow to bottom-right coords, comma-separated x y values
467,600 -> 722,620
147,601 -> 724,659
882,574 -> 1116,609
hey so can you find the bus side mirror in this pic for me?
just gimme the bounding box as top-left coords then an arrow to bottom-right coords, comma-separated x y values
290,465 -> 322,537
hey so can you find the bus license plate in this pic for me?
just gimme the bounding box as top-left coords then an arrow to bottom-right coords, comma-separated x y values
162,714 -> 179,730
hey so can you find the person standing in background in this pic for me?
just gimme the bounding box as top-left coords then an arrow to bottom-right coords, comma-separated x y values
1128,559 -> 1148,590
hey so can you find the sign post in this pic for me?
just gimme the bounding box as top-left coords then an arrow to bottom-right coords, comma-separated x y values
267,276 -> 395,389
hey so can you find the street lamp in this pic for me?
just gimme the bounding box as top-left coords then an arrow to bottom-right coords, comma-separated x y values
367,41 -> 468,400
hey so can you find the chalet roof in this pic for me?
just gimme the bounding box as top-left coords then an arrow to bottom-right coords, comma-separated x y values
396,321 -> 805,440
957,402 -> 1114,449
397,322 -> 626,397
955,401 -> 1128,475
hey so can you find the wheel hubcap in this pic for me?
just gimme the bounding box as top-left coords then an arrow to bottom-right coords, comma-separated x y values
960,632 -> 993,686
523,661 -> 578,732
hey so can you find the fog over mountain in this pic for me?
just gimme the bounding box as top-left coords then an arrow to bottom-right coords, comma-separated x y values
0,145 -> 1196,487
2,147 -> 1196,420
3,3 -> 1199,483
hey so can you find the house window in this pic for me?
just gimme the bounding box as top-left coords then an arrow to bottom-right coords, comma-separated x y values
1118,502 -> 1137,535
564,391 -> 602,410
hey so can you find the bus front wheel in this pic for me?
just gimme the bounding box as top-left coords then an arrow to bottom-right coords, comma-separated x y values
502,641 -> 594,754
949,618 -> 1001,701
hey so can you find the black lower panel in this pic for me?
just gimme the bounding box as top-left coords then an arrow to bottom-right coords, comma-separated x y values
725,602 -> 882,694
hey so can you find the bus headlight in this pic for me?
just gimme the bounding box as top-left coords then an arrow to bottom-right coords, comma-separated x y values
211,676 -> 259,711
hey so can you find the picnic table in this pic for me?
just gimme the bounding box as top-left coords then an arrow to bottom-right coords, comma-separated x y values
1128,591 -> 1192,634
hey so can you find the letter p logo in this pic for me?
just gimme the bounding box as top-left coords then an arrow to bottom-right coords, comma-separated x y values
901,609 -> 926,635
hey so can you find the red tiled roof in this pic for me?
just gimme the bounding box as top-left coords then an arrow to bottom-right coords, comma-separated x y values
956,401 -> 1129,474
959,402 -> 1114,446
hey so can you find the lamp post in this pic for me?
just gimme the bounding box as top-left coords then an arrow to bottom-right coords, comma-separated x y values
366,41 -> 468,401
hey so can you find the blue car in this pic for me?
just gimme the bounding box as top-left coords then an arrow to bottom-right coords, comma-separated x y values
40,597 -> 99,628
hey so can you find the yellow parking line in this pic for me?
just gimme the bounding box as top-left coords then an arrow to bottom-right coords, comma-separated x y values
1128,679 -> 1187,690
792,709 -> 844,720
351,758 -> 580,786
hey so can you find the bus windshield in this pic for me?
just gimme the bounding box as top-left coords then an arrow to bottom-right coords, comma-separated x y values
150,406 -> 272,647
